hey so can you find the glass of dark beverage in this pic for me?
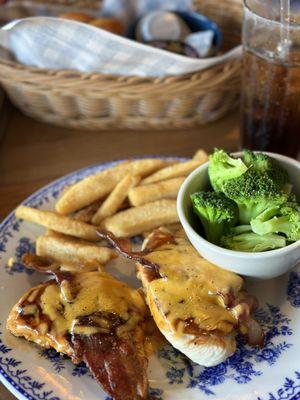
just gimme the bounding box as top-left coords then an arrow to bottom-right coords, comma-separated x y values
241,0 -> 300,159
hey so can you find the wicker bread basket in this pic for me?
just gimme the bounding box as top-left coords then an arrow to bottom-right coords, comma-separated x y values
0,0 -> 243,130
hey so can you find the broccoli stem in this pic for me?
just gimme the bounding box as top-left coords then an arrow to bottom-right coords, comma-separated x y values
238,204 -> 269,225
252,216 -> 292,236
200,219 -> 226,245
230,225 -> 252,234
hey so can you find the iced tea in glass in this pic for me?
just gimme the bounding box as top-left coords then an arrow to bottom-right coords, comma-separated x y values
241,0 -> 300,158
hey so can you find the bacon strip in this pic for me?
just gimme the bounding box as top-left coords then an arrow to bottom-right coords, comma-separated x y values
97,230 -> 161,280
22,253 -> 72,285
142,228 -> 176,252
72,331 -> 148,400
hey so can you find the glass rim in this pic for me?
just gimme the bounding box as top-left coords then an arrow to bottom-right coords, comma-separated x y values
244,0 -> 300,27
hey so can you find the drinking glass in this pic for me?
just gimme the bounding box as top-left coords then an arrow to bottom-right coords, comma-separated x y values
241,0 -> 300,158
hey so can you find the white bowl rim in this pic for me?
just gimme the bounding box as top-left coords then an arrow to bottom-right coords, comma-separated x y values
177,151 -> 300,258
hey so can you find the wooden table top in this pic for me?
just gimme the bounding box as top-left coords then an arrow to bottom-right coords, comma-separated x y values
0,103 -> 239,400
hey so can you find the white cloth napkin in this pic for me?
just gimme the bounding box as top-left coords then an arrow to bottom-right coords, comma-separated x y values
0,0 -> 242,77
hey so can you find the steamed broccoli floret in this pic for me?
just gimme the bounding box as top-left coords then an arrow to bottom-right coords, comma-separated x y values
191,191 -> 238,244
230,225 -> 252,234
242,150 -> 274,172
242,150 -> 289,189
208,149 -> 248,192
251,201 -> 300,242
222,169 -> 288,224
220,231 -> 286,252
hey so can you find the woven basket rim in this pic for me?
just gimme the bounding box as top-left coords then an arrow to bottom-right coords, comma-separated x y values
0,47 -> 242,83
0,57 -> 241,100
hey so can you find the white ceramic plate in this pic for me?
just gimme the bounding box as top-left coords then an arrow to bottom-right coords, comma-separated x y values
0,159 -> 299,400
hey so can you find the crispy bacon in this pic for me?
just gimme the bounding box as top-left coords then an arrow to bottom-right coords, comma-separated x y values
97,230 -> 161,281
72,330 -> 148,400
22,253 -> 73,285
142,228 -> 176,252
22,253 -> 57,272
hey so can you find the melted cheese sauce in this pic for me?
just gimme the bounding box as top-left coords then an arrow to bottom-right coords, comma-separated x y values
143,317 -> 166,356
34,271 -> 146,336
143,235 -> 243,334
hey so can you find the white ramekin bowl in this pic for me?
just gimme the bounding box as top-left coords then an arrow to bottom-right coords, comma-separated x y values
177,152 -> 300,279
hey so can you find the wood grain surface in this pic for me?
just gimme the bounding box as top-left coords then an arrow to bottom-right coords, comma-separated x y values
0,104 -> 239,400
